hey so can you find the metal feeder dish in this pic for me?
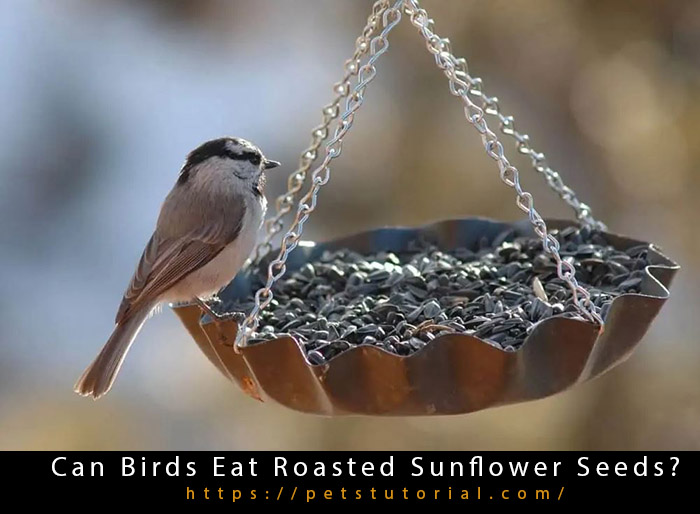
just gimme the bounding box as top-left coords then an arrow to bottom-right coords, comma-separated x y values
172,218 -> 678,415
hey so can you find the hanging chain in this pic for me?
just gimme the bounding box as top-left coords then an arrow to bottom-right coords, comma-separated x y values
481,93 -> 605,230
235,0 -> 603,347
235,1 -> 405,347
403,0 -> 602,324
254,0 -> 391,263
446,54 -> 605,230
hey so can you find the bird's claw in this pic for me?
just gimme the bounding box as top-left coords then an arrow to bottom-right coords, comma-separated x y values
195,297 -> 245,324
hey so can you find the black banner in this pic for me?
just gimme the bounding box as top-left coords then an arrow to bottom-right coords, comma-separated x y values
4,452 -> 690,506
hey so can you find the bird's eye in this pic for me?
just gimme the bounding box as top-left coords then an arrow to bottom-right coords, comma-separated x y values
228,150 -> 261,166
247,152 -> 261,166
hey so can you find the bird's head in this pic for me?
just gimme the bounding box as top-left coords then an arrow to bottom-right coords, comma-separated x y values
178,137 -> 280,195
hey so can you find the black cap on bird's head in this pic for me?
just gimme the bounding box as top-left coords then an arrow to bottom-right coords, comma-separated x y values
179,137 -> 280,185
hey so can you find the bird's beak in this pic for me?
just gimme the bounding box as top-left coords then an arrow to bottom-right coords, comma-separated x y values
263,159 -> 281,170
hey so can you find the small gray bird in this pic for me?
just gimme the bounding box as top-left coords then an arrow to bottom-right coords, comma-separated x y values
75,137 -> 279,399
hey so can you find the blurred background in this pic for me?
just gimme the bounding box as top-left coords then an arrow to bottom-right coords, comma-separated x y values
1,0 -> 698,450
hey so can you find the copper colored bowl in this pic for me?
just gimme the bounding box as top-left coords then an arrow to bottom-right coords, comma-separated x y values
172,218 -> 679,416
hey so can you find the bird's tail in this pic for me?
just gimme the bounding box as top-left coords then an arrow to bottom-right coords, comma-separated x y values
74,303 -> 154,400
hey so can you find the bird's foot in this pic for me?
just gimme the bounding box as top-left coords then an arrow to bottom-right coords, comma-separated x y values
194,296 -> 244,323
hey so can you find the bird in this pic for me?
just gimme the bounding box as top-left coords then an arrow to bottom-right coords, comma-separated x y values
74,136 -> 280,399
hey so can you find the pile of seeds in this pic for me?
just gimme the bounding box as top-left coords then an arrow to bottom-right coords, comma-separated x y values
222,226 -> 652,363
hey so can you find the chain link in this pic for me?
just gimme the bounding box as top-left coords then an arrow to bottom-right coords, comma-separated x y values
235,1 -> 406,347
403,0 -> 602,324
254,0 -> 391,262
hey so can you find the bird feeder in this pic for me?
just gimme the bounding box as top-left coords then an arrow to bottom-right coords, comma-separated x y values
172,0 -> 678,415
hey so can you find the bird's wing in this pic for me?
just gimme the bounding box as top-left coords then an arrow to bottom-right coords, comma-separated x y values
115,198 -> 246,324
